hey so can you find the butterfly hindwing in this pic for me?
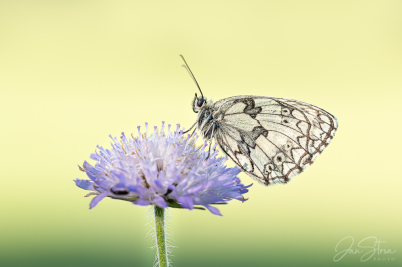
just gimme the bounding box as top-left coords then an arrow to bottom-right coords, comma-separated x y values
212,96 -> 338,186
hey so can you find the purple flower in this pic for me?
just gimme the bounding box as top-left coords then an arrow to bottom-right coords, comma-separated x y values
75,122 -> 252,215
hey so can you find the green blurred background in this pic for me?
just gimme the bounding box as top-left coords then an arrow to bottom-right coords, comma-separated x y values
1,1 -> 401,266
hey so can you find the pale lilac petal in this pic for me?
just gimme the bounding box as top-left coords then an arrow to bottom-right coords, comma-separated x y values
128,185 -> 148,195
89,192 -> 109,209
74,179 -> 95,191
205,205 -> 222,216
177,196 -> 194,210
153,196 -> 168,208
134,199 -> 150,206
187,184 -> 204,194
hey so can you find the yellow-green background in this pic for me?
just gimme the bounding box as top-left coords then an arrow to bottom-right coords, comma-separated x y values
1,1 -> 401,266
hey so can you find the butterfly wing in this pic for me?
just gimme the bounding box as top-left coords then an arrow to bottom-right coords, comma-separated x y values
212,96 -> 338,186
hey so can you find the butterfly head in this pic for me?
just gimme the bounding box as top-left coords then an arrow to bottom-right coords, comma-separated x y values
192,93 -> 206,113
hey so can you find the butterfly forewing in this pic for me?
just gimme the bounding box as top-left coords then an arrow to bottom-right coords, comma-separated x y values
211,96 -> 338,186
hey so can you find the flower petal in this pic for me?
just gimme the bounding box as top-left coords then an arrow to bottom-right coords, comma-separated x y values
153,196 -> 168,208
127,185 -> 147,195
205,205 -> 222,216
133,199 -> 150,206
74,179 -> 95,191
186,183 -> 204,194
89,192 -> 109,209
177,196 -> 194,210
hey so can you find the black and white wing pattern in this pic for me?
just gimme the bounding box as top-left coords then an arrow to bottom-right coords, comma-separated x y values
212,95 -> 338,186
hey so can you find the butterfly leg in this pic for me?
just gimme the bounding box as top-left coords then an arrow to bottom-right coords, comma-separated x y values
190,127 -> 197,137
205,124 -> 215,160
183,121 -> 197,134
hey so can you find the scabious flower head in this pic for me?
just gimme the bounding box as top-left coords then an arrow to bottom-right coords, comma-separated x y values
75,122 -> 252,215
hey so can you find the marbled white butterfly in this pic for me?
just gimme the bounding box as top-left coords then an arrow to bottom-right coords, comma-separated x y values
181,55 -> 338,186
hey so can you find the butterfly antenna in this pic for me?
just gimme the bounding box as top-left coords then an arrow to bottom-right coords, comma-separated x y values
180,54 -> 204,99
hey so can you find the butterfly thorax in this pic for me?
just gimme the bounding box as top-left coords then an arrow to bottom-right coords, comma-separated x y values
196,101 -> 217,140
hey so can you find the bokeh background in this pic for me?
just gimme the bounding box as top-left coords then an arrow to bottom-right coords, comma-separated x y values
1,1 -> 401,266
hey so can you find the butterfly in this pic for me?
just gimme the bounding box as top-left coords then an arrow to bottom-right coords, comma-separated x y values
180,55 -> 338,186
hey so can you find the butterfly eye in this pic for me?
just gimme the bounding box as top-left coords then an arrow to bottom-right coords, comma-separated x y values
197,97 -> 205,107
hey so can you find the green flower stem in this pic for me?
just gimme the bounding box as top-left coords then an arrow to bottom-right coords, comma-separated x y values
154,206 -> 168,267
